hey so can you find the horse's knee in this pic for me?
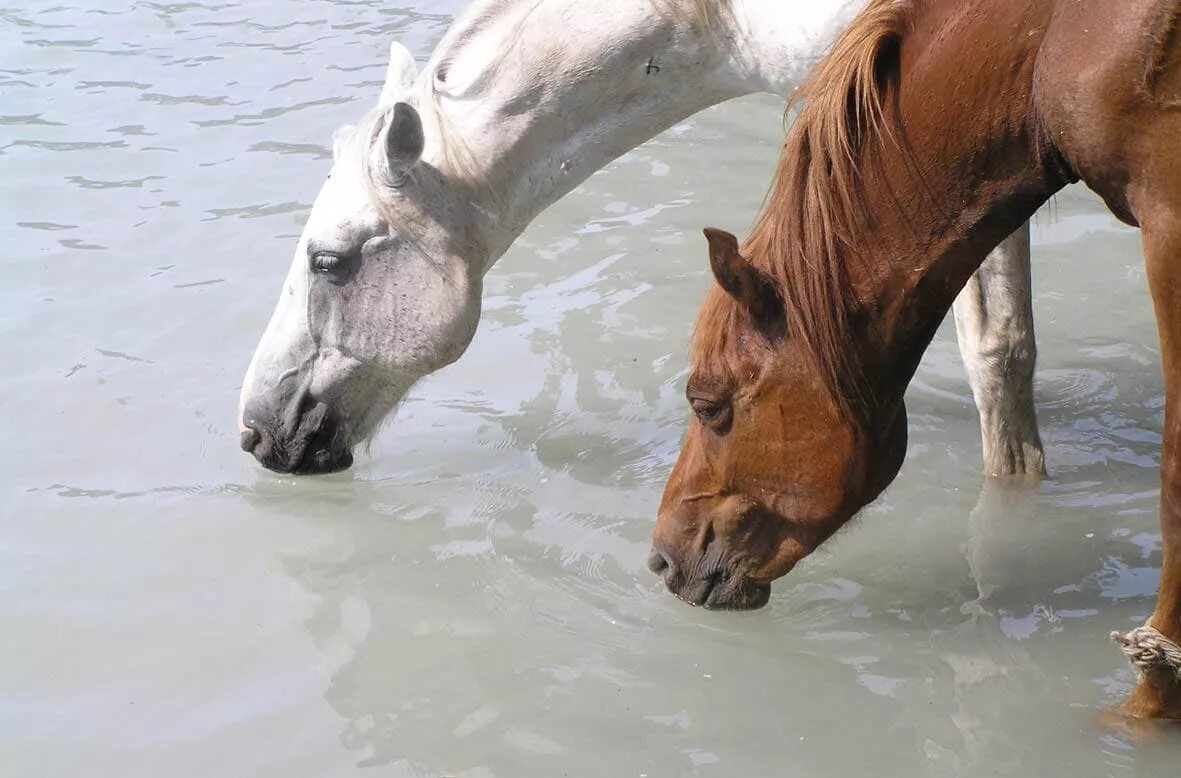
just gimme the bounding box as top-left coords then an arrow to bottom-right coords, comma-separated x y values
954,225 -> 1044,477
978,333 -> 1037,388
966,330 -> 1044,478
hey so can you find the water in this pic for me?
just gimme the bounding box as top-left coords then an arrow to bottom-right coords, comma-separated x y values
3,1 -> 1180,775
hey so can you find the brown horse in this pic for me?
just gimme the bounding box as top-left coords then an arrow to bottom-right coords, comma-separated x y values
649,0 -> 1181,719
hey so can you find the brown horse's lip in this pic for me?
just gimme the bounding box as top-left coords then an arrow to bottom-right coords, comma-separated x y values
668,569 -> 772,610
672,570 -> 721,607
703,579 -> 772,611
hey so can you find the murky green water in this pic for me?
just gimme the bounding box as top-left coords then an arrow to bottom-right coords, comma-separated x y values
4,1 -> 1180,775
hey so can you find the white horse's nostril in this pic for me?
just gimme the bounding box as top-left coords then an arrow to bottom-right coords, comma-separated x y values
240,427 -> 262,452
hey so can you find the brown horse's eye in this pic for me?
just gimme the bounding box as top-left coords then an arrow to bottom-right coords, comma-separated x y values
690,398 -> 729,427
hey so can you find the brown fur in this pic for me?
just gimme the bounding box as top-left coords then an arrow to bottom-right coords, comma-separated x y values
692,0 -> 911,423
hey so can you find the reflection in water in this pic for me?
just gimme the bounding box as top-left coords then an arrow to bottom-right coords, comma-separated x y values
270,376 -> 1176,776
5,0 -> 1181,775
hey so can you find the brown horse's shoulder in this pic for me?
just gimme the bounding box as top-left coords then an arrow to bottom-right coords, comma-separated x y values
1032,0 -> 1181,221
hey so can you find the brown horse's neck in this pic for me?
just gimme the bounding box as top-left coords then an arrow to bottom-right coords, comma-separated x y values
849,0 -> 1071,418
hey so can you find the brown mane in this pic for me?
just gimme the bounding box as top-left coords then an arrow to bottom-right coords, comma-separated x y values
692,0 -> 912,422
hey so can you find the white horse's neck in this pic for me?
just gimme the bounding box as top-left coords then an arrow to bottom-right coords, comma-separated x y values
408,0 -> 864,269
727,0 -> 867,91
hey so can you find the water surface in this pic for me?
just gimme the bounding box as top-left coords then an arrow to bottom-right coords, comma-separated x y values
3,1 -> 1180,775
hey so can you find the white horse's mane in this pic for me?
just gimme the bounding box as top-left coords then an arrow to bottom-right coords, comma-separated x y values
654,0 -> 731,31
337,0 -> 731,208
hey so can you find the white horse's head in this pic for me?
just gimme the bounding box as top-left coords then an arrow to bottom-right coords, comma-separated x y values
239,43 -> 484,474
237,0 -> 855,475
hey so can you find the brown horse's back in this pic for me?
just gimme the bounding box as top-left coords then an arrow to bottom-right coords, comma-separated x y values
1036,0 -> 1181,225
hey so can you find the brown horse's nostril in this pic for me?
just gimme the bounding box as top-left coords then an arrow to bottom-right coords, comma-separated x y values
647,546 -> 672,576
240,427 -> 262,453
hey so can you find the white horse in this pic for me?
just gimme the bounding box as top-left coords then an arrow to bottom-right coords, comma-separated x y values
239,0 -> 1043,477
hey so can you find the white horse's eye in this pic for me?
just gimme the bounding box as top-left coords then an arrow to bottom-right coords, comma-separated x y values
311,252 -> 341,273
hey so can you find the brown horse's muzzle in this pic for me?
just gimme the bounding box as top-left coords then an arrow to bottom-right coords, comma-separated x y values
647,499 -> 789,610
646,539 -> 773,609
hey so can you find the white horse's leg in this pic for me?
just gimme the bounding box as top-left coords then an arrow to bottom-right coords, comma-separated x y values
952,222 -> 1046,478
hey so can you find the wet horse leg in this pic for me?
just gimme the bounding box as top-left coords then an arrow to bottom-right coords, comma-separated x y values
952,222 -> 1046,478
1122,220 -> 1181,720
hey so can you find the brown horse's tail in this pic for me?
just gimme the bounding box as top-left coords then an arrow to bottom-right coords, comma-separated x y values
745,0 -> 912,423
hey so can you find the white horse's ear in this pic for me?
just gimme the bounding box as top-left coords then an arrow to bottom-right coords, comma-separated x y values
380,41 -> 418,106
331,125 -> 353,160
384,102 -> 424,184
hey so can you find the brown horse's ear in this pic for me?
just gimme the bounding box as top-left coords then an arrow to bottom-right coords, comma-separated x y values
703,228 -> 782,325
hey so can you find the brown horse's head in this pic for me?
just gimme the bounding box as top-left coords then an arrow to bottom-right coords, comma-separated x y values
649,0 -> 917,609
651,0 -> 924,608
649,229 -> 908,609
